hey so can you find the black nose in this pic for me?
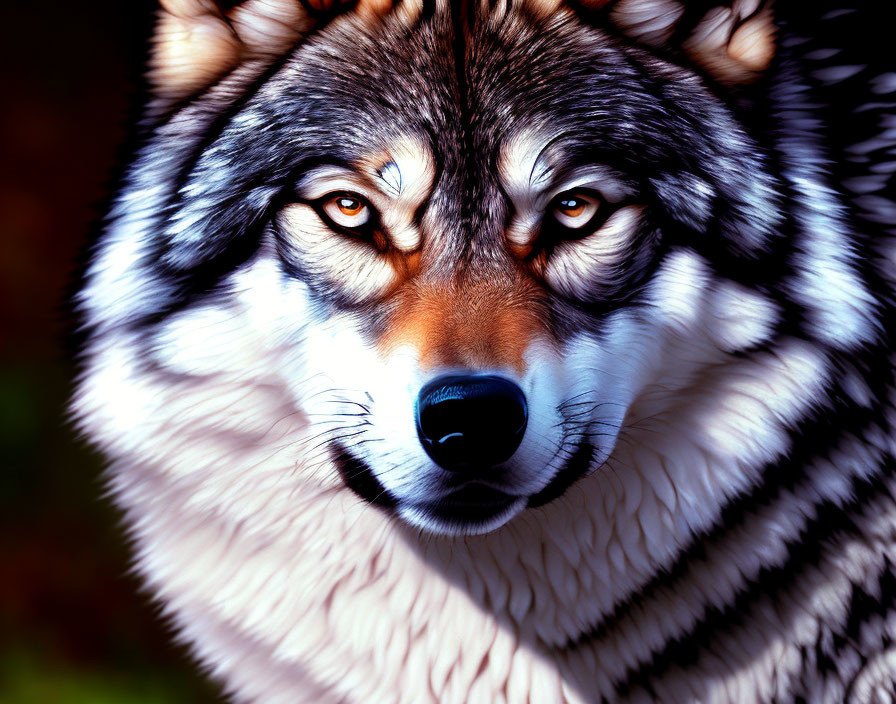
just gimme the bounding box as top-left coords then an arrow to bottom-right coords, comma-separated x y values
415,375 -> 528,472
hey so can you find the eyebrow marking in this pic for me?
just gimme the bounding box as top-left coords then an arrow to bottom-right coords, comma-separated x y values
378,161 -> 403,196
527,132 -> 573,188
499,128 -> 573,206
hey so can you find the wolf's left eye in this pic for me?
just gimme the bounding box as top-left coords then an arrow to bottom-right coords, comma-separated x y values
550,190 -> 602,230
320,192 -> 372,229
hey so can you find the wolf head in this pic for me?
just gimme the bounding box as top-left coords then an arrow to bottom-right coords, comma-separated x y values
76,0 -> 876,544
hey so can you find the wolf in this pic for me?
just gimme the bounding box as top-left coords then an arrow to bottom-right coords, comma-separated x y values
73,0 -> 896,701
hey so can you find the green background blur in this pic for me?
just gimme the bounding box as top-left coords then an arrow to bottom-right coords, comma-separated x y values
1,3 -> 223,702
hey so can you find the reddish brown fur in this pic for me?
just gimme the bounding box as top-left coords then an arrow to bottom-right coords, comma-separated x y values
379,275 -> 549,372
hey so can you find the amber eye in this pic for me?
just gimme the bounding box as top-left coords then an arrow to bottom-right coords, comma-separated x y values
557,197 -> 585,217
550,191 -> 601,229
321,192 -> 371,228
337,197 -> 363,215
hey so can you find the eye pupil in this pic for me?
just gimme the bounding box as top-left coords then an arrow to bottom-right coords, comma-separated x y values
559,198 -> 584,216
337,197 -> 363,216
549,191 -> 605,231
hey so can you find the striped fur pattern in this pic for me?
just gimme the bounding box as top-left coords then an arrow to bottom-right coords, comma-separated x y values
73,0 -> 896,701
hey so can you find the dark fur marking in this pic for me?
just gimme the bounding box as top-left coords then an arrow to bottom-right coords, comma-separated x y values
610,455 -> 896,699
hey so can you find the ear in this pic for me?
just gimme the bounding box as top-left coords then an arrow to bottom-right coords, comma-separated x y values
682,0 -> 775,84
150,0 -> 328,110
586,0 -> 776,85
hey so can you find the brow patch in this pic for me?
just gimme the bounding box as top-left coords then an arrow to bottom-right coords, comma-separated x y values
378,161 -> 403,196
358,137 -> 435,253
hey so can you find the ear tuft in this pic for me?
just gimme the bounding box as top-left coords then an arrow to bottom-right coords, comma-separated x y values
229,1 -> 315,57
353,0 -> 400,19
726,6 -> 775,72
683,1 -> 775,84
610,0 -> 685,47
149,0 -> 315,112
601,0 -> 776,85
151,0 -> 241,103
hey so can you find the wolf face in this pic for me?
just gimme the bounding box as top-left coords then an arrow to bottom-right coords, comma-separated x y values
90,0 -> 788,534
75,1 -> 896,702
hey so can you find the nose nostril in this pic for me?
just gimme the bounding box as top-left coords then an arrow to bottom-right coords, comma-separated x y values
415,375 -> 528,472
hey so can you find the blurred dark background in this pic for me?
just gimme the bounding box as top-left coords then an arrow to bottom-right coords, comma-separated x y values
0,2 -> 222,701
1,2 -> 889,702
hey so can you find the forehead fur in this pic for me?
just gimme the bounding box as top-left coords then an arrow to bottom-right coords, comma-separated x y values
156,0 -> 778,284
257,3 -> 766,223
149,0 -> 774,115
267,2 -> 750,174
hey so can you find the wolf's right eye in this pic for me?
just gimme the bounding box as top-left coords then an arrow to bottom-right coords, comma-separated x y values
320,192 -> 373,229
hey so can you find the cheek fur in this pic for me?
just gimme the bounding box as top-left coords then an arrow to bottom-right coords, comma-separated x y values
544,205 -> 649,301
278,205 -> 397,302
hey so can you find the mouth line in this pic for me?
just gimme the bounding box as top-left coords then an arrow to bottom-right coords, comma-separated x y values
411,483 -> 519,518
404,493 -> 526,532
333,436 -> 597,523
